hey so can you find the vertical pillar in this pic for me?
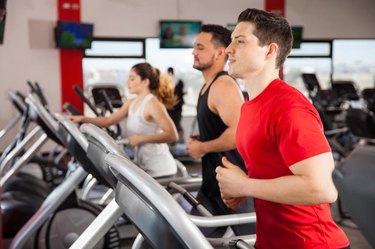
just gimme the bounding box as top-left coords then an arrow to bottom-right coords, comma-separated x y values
265,0 -> 285,17
58,0 -> 83,113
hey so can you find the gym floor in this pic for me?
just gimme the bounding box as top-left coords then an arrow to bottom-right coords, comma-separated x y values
120,159 -> 373,249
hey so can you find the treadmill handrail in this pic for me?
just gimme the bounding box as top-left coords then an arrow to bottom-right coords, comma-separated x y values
25,94 -> 60,136
80,123 -> 126,157
54,113 -> 89,151
188,212 -> 256,227
107,153 -> 213,249
8,91 -> 27,114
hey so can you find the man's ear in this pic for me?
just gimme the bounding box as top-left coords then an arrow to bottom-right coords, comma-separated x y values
216,47 -> 226,60
266,42 -> 278,59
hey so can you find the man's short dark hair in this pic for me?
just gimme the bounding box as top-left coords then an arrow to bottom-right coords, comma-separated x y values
201,24 -> 232,48
238,8 -> 293,68
167,67 -> 174,75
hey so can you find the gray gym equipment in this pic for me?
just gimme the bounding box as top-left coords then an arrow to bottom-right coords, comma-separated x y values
108,153 -> 257,249
0,92 -> 57,187
108,152 -> 214,249
0,91 -> 26,141
70,123 -> 202,249
0,126 -> 47,187
70,122 -> 256,248
8,94 -> 119,249
79,132 -> 189,203
333,144 -> 375,248
14,98 -> 254,249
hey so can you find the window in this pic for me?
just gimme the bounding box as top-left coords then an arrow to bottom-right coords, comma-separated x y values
82,39 -> 146,110
285,40 -> 333,94
83,38 -> 201,116
333,39 -> 375,90
84,38 -> 145,58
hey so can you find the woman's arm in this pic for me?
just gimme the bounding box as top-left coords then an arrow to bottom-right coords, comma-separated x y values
70,99 -> 132,128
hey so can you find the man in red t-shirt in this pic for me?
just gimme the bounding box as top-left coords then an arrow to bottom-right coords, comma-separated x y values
215,8 -> 350,249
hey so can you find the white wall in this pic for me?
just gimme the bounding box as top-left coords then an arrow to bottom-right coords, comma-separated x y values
287,0 -> 375,39
81,0 -> 375,39
1,0 -> 375,150
0,0 -> 59,149
81,0 -> 261,37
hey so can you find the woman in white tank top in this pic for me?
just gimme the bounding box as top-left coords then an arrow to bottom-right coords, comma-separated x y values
70,63 -> 178,178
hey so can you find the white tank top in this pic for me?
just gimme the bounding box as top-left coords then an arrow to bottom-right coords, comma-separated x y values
126,94 -> 177,177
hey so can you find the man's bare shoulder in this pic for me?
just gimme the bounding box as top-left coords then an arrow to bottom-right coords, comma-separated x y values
208,75 -> 244,114
210,75 -> 242,96
213,74 -> 237,85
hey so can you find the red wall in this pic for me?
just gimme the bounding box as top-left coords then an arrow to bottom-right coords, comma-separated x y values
265,0 -> 285,16
58,0 -> 83,113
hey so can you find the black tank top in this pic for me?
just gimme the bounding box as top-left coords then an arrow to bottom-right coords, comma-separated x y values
197,71 -> 246,198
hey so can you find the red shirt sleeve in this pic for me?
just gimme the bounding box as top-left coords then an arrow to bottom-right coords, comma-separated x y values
276,104 -> 331,167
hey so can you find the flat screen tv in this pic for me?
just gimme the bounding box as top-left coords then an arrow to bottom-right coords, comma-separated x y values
55,20 -> 94,49
0,4 -> 6,44
160,20 -> 201,49
226,23 -> 236,32
291,26 -> 303,49
0,15 -> 5,45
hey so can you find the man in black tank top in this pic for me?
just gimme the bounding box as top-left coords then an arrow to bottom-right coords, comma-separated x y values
188,24 -> 255,237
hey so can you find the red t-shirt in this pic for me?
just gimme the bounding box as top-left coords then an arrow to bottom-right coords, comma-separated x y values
236,79 -> 349,249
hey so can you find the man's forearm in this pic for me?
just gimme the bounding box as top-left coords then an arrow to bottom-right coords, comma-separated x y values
201,128 -> 236,154
241,175 -> 338,205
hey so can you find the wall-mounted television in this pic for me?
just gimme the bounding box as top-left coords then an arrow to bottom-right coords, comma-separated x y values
291,26 -> 303,49
55,20 -> 94,49
0,0 -> 7,45
159,20 -> 201,49
226,23 -> 236,32
0,13 -> 5,45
